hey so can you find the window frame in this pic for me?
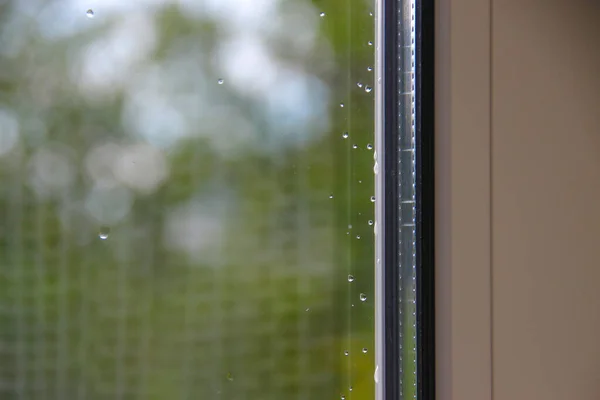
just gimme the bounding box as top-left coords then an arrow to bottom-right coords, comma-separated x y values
375,0 -> 435,399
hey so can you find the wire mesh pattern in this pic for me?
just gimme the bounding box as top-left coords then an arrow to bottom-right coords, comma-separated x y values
0,0 -> 377,399
0,181 -> 346,399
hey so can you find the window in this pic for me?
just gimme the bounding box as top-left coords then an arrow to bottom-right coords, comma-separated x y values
0,0 -> 433,399
375,0 -> 435,399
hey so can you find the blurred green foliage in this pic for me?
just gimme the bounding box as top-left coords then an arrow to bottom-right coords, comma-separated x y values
0,0 -> 421,399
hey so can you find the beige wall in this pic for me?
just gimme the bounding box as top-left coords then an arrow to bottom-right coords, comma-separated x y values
436,1 -> 600,399
435,0 -> 492,399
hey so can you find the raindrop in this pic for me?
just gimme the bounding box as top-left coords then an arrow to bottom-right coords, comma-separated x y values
367,66 -> 373,72
305,308 -> 310,312
367,41 -> 373,46
342,132 -> 349,139
367,143 -> 373,150
370,196 -> 376,203
86,9 -> 94,18
374,365 -> 380,383
368,220 -> 374,226
362,347 -> 368,354
352,144 -> 358,149
98,227 -> 110,240
341,396 -> 346,400
360,293 -> 367,302
365,86 -> 373,93
348,224 -> 352,229
226,372 -> 234,382
370,11 -> 374,16
373,161 -> 379,175
329,194 -> 334,199
344,350 -> 349,356
348,275 -> 355,282
349,386 -> 353,392
357,82 -> 363,88
356,235 -> 361,240
217,79 -> 224,85
320,12 -> 326,17
340,103 -> 345,108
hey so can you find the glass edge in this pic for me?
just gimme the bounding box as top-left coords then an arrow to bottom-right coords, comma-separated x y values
374,0 -> 385,397
376,0 -> 436,399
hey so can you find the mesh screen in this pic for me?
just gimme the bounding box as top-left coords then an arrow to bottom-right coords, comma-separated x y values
0,0 -> 376,399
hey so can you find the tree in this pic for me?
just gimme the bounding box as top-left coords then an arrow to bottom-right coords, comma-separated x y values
0,0 -> 377,398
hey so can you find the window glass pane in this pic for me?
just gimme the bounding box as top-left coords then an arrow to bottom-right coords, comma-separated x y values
0,0 -> 376,399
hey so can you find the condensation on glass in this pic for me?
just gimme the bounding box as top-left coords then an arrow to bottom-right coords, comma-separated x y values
0,1 -> 375,399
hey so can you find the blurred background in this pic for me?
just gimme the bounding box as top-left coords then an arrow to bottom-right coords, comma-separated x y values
0,0 -> 379,399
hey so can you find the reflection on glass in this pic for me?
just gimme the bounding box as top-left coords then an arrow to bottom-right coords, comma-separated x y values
399,1 -> 417,399
0,0 -> 374,399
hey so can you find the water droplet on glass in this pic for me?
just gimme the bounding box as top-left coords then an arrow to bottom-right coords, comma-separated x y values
342,132 -> 349,139
373,161 -> 379,175
365,86 -> 373,93
367,143 -> 373,150
348,224 -> 352,229
374,365 -> 380,383
373,150 -> 378,161
217,79 -> 224,85
98,227 -> 110,240
226,372 -> 234,381
305,308 -> 310,312
353,144 -> 358,149
348,275 -> 355,282
362,347 -> 368,354
86,9 -> 94,18
320,12 -> 326,17
367,41 -> 373,46
368,220 -> 374,226
341,396 -> 346,400
357,82 -> 363,88
367,66 -> 373,72
344,350 -> 349,356
360,293 -> 367,302
329,194 -> 334,199
369,11 -> 374,16
349,386 -> 353,392
356,235 -> 361,240
370,196 -> 376,203
340,103 -> 345,108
